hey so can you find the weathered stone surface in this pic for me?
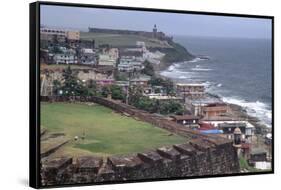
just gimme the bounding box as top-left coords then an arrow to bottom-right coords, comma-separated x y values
76,156 -> 103,173
108,155 -> 143,171
205,136 -> 232,146
42,157 -> 73,172
173,143 -> 196,156
157,147 -> 181,160
41,157 -> 73,186
96,164 -> 115,182
189,138 -> 215,151
138,151 -> 163,164
41,140 -> 69,158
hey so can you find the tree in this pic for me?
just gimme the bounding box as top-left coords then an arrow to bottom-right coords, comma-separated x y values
128,86 -> 143,106
135,96 -> 157,113
168,101 -> 184,115
149,77 -> 175,95
60,66 -> 88,96
110,85 -> 125,100
162,78 -> 175,95
52,80 -> 62,95
114,71 -> 128,81
159,101 -> 184,115
101,86 -> 110,98
142,60 -> 155,77
86,79 -> 97,96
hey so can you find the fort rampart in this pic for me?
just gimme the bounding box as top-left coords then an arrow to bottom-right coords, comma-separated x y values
40,96 -> 240,186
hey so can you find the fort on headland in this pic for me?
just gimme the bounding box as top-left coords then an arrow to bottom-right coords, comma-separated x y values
88,24 -> 173,43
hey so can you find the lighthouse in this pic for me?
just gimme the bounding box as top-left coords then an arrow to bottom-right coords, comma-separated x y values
153,24 -> 157,38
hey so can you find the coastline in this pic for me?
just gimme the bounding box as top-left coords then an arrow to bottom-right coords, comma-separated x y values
157,54 -> 271,135
154,41 -> 195,71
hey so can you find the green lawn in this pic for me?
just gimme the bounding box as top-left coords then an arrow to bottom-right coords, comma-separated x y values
41,102 -> 186,157
80,32 -> 172,48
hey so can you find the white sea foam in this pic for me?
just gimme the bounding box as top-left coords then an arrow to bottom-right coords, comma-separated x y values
217,83 -> 222,87
191,68 -> 212,71
179,76 -> 188,79
174,63 -> 181,68
188,57 -> 205,63
160,69 -> 194,79
167,65 -> 176,71
201,81 -> 212,87
222,97 -> 272,127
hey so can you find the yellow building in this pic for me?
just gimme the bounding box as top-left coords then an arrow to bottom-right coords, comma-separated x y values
66,31 -> 80,41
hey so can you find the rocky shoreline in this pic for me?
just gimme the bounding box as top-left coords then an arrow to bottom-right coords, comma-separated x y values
157,51 -> 271,136
228,103 -> 270,134
207,92 -> 270,134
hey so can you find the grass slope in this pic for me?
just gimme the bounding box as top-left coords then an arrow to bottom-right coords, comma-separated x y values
41,102 -> 186,157
80,32 -> 172,48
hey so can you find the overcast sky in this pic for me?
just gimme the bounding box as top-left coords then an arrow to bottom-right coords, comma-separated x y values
41,5 -> 272,39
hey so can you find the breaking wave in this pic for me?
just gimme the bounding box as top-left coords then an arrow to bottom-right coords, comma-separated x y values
221,96 -> 272,127
160,69 -> 194,79
179,76 -> 188,79
188,57 -> 206,63
191,68 -> 212,71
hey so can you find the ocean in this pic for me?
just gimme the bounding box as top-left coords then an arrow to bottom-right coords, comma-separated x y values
160,36 -> 272,127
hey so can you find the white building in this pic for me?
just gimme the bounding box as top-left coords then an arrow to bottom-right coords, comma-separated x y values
98,48 -> 119,67
98,54 -> 116,67
118,56 -> 144,72
136,41 -> 146,47
147,94 -> 182,101
143,50 -> 165,60
80,48 -> 96,65
143,50 -> 165,65
202,120 -> 255,141
53,53 -> 78,64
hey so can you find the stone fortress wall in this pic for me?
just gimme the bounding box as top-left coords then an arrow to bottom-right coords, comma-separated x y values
40,96 -> 240,186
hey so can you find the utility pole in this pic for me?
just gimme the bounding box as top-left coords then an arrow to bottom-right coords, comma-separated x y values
126,71 -> 132,105
41,75 -> 46,96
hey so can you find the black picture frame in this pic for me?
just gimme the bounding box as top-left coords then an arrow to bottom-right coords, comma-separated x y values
30,1 -> 274,188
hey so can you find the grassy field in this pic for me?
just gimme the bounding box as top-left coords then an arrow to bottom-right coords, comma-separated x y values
41,102 -> 186,157
80,32 -> 172,48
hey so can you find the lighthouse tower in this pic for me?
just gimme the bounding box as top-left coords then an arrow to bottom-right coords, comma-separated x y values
153,24 -> 157,38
